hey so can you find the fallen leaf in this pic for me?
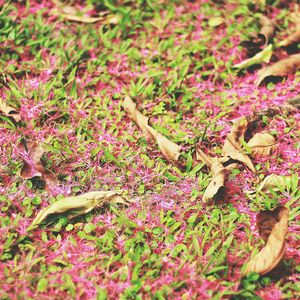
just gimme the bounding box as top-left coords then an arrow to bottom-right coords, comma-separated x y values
123,95 -> 152,139
123,96 -> 181,162
154,132 -> 181,163
196,148 -> 213,167
257,174 -> 293,192
52,2 -> 119,24
256,54 -> 300,86
222,119 -> 256,172
233,44 -> 273,69
242,206 -> 289,276
240,15 -> 275,52
203,158 -> 226,202
279,25 -> 300,48
257,15 -> 275,46
247,133 -> 278,157
19,142 -> 58,190
59,12 -> 119,24
196,149 -> 226,202
0,98 -> 21,122
279,7 -> 300,48
208,16 -> 224,27
29,191 -> 127,229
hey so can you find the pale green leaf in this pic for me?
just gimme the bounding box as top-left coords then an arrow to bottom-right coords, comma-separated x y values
208,17 -> 224,27
28,191 -> 127,229
233,44 -> 273,69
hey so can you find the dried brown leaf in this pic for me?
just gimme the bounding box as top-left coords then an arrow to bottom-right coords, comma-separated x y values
279,26 -> 300,47
240,15 -> 275,52
222,119 -> 255,172
20,142 -> 58,189
196,149 -> 226,202
247,133 -> 278,157
0,98 -> 20,122
258,15 -> 275,46
123,96 -> 152,139
279,7 -> 300,47
256,54 -> 300,86
123,96 -> 181,162
202,158 -> 226,202
242,206 -> 289,276
196,148 -> 213,167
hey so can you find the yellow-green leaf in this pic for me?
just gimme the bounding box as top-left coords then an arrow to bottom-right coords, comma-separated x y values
233,44 -> 273,69
28,191 -> 127,229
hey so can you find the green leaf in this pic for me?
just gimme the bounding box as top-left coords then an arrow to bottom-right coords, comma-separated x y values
37,278 -> 48,292
96,288 -> 108,300
32,196 -> 42,205
152,227 -> 164,235
84,223 -> 96,234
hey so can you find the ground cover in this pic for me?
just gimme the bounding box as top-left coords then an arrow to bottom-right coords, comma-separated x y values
0,0 -> 299,299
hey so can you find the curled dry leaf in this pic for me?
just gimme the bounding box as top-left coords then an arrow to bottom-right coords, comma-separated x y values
203,159 -> 226,202
29,191 -> 128,229
257,174 -> 293,192
258,15 -> 275,46
20,142 -> 58,190
233,44 -> 272,69
256,54 -> 300,86
242,206 -> 289,276
123,96 -> 181,162
247,133 -> 278,157
0,98 -> 21,122
222,119 -> 255,172
240,15 -> 275,52
196,149 -> 226,202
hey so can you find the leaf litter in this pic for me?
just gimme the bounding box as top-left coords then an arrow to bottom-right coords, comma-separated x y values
0,1 -> 299,298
